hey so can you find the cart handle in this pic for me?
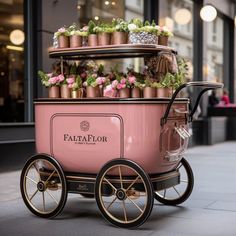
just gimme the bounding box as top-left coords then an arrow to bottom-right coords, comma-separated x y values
161,81 -> 224,126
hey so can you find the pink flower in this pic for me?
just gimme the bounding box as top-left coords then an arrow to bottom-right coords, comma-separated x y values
121,78 -> 126,84
82,26 -> 88,32
66,77 -> 75,84
111,80 -> 118,89
128,76 -> 136,84
92,73 -> 97,78
46,73 -> 52,77
96,77 -> 106,85
104,85 -> 117,98
121,83 -> 126,89
57,74 -> 65,82
48,76 -> 58,85
68,84 -> 73,88
58,27 -> 66,33
117,83 -> 123,90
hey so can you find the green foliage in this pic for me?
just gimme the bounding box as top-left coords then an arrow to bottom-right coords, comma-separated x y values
70,63 -> 77,75
88,20 -> 97,34
112,18 -> 128,32
38,70 -> 50,87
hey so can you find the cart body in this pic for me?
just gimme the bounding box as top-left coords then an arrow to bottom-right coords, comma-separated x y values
35,98 -> 189,174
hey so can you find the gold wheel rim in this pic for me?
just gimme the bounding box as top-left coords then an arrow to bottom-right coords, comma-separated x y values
98,164 -> 148,224
156,162 -> 188,200
23,159 -> 63,214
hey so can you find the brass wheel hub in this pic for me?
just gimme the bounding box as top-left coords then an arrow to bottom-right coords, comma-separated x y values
37,181 -> 46,192
116,189 -> 126,201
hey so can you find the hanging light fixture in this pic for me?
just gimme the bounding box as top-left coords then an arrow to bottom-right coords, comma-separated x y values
9,29 -> 25,45
174,8 -> 192,25
200,5 -> 217,22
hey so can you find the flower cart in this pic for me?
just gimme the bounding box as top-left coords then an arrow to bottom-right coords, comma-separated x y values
20,43 -> 223,229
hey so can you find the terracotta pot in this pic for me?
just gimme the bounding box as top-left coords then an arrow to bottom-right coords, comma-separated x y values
88,34 -> 98,47
58,35 -> 69,48
82,36 -> 88,47
158,36 -> 168,46
70,35 -> 82,48
71,89 -> 84,98
131,88 -> 141,98
143,87 -> 156,98
86,86 -> 100,98
48,86 -> 60,98
112,32 -> 127,45
157,87 -> 173,97
98,32 -> 111,46
118,88 -> 130,98
60,84 -> 71,98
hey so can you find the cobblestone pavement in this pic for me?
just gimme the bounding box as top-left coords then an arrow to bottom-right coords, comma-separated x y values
0,141 -> 236,236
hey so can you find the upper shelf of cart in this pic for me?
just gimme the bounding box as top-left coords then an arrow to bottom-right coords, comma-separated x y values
48,44 -> 177,60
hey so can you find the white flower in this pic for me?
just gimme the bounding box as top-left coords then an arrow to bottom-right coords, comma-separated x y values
128,23 -> 137,31
162,26 -> 170,32
155,25 -> 161,30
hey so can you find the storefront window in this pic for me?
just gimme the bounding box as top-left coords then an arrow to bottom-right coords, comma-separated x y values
203,16 -> 223,84
0,0 -> 24,122
158,0 -> 194,81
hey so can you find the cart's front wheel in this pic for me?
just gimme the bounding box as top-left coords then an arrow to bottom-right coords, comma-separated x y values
20,154 -> 67,218
95,159 -> 154,228
155,158 -> 194,205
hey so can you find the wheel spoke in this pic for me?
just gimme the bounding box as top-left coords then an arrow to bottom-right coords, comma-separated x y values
42,192 -> 46,212
118,166 -> 123,189
106,196 -> 117,210
163,189 -> 166,198
125,176 -> 140,192
26,176 -> 38,185
177,163 -> 183,170
33,164 -> 41,180
173,186 -> 181,196
127,196 -> 143,213
104,178 -> 117,192
122,200 -> 127,222
46,190 -> 59,205
45,170 -> 56,185
29,189 -> 39,201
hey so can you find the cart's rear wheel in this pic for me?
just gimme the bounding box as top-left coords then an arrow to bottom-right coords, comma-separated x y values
95,159 -> 154,228
20,154 -> 67,218
154,158 -> 194,205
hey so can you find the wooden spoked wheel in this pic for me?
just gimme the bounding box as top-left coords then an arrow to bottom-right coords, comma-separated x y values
20,154 -> 67,218
155,158 -> 194,205
95,159 -> 154,228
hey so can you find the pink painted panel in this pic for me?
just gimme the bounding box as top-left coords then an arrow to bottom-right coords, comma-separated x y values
35,101 -> 189,174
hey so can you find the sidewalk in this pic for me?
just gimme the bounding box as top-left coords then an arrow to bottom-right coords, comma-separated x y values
0,141 -> 236,236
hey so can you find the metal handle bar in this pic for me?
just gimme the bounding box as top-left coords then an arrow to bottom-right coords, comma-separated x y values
161,81 -> 224,126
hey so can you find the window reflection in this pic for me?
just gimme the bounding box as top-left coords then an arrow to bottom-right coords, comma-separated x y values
159,0 -> 193,81
0,0 -> 24,122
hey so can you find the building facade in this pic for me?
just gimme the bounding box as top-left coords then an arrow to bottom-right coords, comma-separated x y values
0,0 -> 235,170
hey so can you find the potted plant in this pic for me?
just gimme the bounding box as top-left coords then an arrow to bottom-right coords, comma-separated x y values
95,23 -> 114,46
69,75 -> 83,98
54,26 -> 70,48
83,74 -> 101,98
38,71 -> 63,98
158,26 -> 173,46
88,20 -> 98,46
143,78 -> 156,98
128,19 -> 158,44
160,72 -> 176,97
68,23 -> 82,48
152,82 -> 166,97
111,18 -> 128,45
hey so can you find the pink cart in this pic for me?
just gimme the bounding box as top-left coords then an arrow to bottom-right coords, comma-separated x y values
20,45 -> 223,228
